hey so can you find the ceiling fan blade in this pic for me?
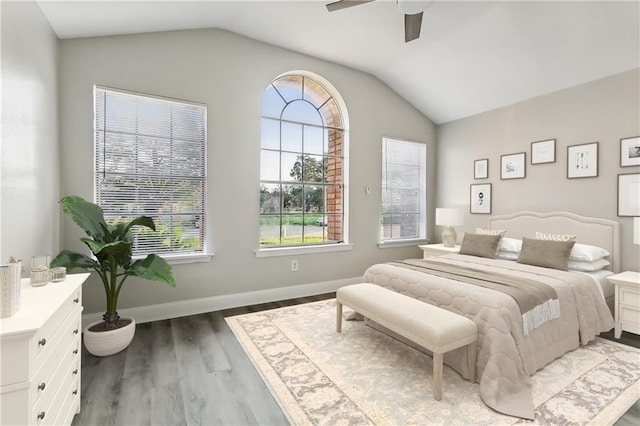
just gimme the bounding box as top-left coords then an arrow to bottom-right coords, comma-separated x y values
326,0 -> 375,13
404,11 -> 423,42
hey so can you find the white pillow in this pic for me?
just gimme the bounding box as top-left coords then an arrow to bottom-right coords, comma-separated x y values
567,258 -> 610,272
499,237 -> 522,253
476,227 -> 506,236
496,250 -> 519,261
569,243 -> 610,262
535,232 -> 576,242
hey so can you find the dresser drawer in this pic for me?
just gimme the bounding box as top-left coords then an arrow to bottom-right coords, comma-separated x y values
620,305 -> 640,325
53,377 -> 80,426
31,330 -> 80,411
30,288 -> 81,371
620,287 -> 640,307
33,355 -> 80,425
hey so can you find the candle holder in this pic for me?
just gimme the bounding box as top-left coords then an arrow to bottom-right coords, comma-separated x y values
30,255 -> 50,287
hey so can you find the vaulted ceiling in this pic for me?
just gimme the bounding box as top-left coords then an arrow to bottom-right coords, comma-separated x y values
38,0 -> 640,124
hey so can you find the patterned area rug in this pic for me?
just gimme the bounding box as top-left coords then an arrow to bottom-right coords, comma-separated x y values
226,299 -> 640,425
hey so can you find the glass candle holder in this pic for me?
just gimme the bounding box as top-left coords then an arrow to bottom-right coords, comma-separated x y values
50,266 -> 66,282
30,255 -> 50,287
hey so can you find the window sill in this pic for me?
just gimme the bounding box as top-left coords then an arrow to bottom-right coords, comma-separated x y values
136,253 -> 215,265
255,243 -> 354,258
377,239 -> 430,249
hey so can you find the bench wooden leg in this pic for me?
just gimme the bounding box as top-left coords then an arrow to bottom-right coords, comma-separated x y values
336,301 -> 343,333
467,342 -> 477,383
433,353 -> 443,401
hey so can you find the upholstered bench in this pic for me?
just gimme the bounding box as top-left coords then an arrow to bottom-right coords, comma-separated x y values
336,283 -> 478,400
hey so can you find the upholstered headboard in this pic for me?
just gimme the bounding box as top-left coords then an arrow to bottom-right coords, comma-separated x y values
488,211 -> 620,273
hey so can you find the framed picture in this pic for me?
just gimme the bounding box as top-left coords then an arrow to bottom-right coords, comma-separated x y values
567,142 -> 598,178
474,158 -> 488,179
531,139 -> 556,164
618,173 -> 640,216
620,136 -> 640,167
470,183 -> 491,214
500,152 -> 526,180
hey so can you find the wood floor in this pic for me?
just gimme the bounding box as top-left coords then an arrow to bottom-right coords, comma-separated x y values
73,294 -> 639,426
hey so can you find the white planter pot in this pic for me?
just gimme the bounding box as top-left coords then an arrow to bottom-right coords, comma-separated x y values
83,317 -> 136,356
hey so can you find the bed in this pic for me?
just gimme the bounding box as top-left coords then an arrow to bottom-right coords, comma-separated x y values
362,211 -> 618,419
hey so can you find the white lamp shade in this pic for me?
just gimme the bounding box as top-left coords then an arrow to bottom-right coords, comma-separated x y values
435,208 -> 463,226
634,217 -> 640,245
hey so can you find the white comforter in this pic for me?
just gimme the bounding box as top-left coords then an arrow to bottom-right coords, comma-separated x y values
362,254 -> 614,419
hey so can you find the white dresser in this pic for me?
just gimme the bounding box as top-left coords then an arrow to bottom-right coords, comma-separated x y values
1,273 -> 88,425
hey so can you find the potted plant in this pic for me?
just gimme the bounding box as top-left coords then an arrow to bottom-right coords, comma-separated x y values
51,195 -> 176,356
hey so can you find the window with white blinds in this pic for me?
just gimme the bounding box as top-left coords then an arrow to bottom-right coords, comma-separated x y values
94,86 -> 207,257
380,137 -> 427,242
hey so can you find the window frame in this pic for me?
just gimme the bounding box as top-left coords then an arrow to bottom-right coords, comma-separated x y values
378,136 -> 428,246
257,71 -> 350,255
93,85 -> 212,263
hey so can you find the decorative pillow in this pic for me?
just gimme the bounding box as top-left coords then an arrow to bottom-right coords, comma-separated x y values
567,258 -> 610,272
517,237 -> 576,270
459,233 -> 502,259
569,243 -> 610,262
499,237 -> 522,253
496,250 -> 519,261
475,227 -> 506,236
535,232 -> 576,242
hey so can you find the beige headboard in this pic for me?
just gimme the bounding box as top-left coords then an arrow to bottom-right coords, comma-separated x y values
488,211 -> 620,272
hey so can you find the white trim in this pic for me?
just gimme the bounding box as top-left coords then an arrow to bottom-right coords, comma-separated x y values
163,253 -> 214,265
82,276 -> 360,328
254,243 -> 353,257
377,239 -> 429,249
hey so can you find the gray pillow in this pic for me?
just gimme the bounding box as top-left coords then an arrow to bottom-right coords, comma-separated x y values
517,237 -> 576,271
459,233 -> 502,259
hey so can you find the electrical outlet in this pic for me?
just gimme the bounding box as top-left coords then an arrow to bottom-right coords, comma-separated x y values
291,259 -> 299,272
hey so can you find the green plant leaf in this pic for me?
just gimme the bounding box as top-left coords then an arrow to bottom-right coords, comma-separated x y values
126,254 -> 176,287
95,240 -> 132,260
60,195 -> 108,240
51,250 -> 100,271
124,216 -> 155,235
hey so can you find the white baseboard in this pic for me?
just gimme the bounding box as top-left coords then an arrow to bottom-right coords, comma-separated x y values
82,276 -> 361,329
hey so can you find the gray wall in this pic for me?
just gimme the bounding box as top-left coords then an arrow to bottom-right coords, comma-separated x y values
1,2 -> 60,266
437,69 -> 640,271
58,29 -> 437,315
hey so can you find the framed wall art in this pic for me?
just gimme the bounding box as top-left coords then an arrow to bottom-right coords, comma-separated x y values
500,152 -> 526,180
618,173 -> 640,216
567,142 -> 598,178
474,158 -> 488,179
620,136 -> 640,167
531,139 -> 556,164
470,183 -> 491,214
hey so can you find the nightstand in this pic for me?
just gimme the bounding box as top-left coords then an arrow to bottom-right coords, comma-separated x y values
418,243 -> 460,259
606,271 -> 640,339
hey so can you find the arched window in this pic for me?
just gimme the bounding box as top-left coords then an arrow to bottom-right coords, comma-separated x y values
259,73 -> 347,247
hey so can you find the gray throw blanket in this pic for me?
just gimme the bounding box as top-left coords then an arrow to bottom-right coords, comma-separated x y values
388,258 -> 561,335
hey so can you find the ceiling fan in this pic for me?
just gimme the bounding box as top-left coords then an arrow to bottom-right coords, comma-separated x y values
326,0 -> 425,43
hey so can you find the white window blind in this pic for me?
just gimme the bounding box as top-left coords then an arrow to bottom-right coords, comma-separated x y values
380,137 -> 427,242
94,86 -> 207,256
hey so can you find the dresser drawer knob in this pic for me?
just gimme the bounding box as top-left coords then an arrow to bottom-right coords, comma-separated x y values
37,411 -> 45,420
73,297 -> 79,303
38,338 -> 47,347
73,328 -> 79,334
73,349 -> 79,355
72,389 -> 78,395
38,382 -> 46,391
73,369 -> 78,375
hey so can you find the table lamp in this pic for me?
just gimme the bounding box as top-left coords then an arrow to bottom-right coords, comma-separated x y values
634,217 -> 640,245
436,208 -> 463,248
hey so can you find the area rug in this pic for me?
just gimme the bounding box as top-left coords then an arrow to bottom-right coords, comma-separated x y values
226,299 -> 640,425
